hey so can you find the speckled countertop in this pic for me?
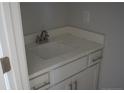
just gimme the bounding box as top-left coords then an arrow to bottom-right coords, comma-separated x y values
26,33 -> 103,79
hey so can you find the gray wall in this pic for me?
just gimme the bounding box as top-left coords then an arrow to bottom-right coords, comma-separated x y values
20,3 -> 68,35
68,3 -> 124,89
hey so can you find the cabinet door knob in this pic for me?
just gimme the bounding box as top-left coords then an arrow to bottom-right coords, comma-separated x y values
69,83 -> 72,90
74,80 -> 77,90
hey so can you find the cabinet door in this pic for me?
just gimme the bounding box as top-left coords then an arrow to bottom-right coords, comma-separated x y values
73,63 -> 100,90
50,78 -> 72,90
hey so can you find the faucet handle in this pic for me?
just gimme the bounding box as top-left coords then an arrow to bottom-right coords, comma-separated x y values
46,31 -> 49,37
43,31 -> 49,40
36,35 -> 40,44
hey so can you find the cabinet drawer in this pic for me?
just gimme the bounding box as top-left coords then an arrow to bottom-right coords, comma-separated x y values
30,73 -> 50,90
51,56 -> 88,85
88,50 -> 102,66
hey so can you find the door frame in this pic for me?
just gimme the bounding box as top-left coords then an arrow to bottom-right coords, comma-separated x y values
0,2 -> 30,89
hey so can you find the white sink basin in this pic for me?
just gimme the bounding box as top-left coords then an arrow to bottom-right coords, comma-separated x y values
30,42 -> 74,60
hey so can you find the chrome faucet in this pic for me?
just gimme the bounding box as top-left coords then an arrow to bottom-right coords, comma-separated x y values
36,30 -> 49,44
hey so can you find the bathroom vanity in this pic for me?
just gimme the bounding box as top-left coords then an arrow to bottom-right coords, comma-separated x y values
24,26 -> 104,90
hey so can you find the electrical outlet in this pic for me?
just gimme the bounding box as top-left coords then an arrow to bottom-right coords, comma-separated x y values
83,11 -> 90,25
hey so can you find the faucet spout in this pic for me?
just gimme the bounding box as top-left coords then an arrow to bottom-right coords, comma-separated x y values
36,30 -> 49,44
40,30 -> 49,41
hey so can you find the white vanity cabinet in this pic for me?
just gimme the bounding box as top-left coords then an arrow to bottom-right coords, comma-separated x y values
30,50 -> 103,90
50,63 -> 100,90
49,50 -> 102,90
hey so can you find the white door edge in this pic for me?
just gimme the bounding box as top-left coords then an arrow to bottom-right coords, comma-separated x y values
9,2 -> 30,89
0,42 -> 6,90
0,2 -> 30,89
